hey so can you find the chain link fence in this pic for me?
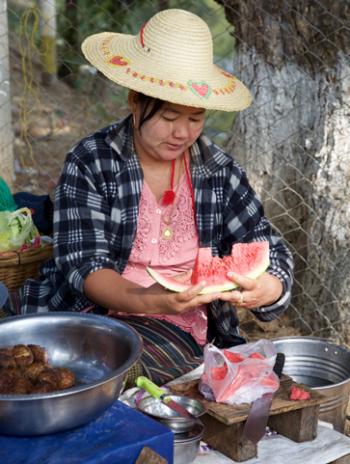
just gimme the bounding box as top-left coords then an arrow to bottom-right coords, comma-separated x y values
3,0 -> 350,346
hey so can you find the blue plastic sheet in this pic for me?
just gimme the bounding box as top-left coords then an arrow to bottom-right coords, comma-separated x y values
0,400 -> 174,464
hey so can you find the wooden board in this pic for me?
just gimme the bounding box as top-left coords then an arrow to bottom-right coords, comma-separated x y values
169,374 -> 326,426
170,375 -> 327,462
135,447 -> 168,464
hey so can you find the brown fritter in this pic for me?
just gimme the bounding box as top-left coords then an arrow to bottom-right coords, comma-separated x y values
12,345 -> 34,367
37,367 -> 59,388
28,345 -> 49,363
30,381 -> 56,394
0,345 -> 76,395
54,367 -> 76,389
0,369 -> 16,393
11,377 -> 34,394
23,362 -> 47,382
0,348 -> 16,369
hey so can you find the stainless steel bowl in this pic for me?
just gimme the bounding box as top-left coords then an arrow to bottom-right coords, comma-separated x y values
137,394 -> 207,433
272,336 -> 350,432
0,312 -> 143,436
174,422 -> 204,464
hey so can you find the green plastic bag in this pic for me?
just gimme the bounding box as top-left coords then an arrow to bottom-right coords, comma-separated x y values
0,207 -> 40,252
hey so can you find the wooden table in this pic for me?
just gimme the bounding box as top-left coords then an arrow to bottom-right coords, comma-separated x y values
170,375 -> 327,462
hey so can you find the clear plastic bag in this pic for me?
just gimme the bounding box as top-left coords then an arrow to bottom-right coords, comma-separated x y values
0,208 -> 40,252
199,339 -> 280,405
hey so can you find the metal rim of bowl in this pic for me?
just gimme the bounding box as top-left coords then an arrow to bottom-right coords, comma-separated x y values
174,422 -> 204,443
272,336 -> 350,388
137,395 -> 207,421
0,311 -> 143,400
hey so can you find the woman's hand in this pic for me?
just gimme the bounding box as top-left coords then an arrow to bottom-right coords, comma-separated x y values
143,273 -> 221,315
85,268 -> 219,316
218,272 -> 283,309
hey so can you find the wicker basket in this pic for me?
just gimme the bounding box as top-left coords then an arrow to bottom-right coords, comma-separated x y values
0,243 -> 53,292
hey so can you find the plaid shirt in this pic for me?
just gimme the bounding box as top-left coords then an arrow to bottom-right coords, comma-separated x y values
22,116 -> 294,347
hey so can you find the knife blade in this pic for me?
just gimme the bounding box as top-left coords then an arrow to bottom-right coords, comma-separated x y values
136,376 -> 195,419
242,352 -> 285,444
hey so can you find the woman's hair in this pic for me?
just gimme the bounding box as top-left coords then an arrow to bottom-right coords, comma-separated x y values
135,93 -> 165,129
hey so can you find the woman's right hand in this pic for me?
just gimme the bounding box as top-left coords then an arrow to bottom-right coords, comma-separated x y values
142,280 -> 221,315
84,268 -> 220,316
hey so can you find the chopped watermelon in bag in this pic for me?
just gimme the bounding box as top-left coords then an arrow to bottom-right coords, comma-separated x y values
223,350 -> 244,363
249,352 -> 266,360
211,365 -> 228,380
199,339 -> 280,405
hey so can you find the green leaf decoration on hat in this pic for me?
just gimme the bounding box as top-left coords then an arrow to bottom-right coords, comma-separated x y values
188,81 -> 211,99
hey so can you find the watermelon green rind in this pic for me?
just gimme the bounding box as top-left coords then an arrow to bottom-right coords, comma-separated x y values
146,266 -> 239,294
146,241 -> 270,295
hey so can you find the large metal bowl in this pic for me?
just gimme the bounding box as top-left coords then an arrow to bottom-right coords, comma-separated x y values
0,312 -> 143,436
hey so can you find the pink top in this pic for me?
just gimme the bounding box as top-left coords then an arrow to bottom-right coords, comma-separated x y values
122,174 -> 207,345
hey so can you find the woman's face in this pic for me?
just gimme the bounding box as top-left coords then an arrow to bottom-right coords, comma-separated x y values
132,98 -> 206,163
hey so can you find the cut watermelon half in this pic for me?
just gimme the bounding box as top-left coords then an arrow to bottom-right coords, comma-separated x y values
146,241 -> 270,294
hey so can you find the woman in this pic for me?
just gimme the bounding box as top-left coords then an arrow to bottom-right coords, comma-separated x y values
20,9 -> 293,385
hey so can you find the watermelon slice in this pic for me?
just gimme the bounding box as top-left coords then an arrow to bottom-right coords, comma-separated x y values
146,241 -> 270,294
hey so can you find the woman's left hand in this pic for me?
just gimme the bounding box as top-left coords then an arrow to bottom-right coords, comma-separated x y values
218,272 -> 283,309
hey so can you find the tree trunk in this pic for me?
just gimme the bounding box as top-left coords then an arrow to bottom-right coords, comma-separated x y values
38,0 -> 57,86
58,0 -> 79,86
0,0 -> 14,188
217,0 -> 350,344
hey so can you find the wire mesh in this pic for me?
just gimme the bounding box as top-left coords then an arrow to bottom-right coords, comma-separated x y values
3,0 -> 350,346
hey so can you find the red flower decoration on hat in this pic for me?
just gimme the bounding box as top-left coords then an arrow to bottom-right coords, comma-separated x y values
188,81 -> 211,99
109,55 -> 129,66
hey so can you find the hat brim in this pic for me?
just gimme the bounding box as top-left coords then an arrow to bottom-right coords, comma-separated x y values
81,32 -> 252,112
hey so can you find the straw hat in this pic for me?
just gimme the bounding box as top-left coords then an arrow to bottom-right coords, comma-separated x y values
81,9 -> 252,112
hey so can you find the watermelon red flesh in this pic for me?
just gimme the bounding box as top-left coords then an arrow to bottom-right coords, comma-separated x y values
146,241 -> 270,295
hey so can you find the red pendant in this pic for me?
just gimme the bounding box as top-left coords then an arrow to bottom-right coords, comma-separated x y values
162,189 -> 175,206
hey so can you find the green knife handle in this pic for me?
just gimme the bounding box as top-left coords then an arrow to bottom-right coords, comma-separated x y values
136,376 -> 166,400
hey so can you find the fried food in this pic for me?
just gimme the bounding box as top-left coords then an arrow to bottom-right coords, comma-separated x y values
55,367 -> 76,389
12,377 -> 34,394
13,345 -> 34,367
37,367 -> 59,388
30,382 -> 56,394
23,362 -> 47,382
0,344 -> 75,395
28,345 -> 48,363
0,348 -> 16,369
0,369 -> 16,393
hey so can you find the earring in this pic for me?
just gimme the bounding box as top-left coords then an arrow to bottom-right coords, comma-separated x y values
132,113 -> 136,128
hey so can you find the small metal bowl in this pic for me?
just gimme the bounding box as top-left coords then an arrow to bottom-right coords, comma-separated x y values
174,422 -> 204,464
0,312 -> 143,436
137,394 -> 207,433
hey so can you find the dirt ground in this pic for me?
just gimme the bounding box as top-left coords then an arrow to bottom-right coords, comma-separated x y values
10,44 -> 127,198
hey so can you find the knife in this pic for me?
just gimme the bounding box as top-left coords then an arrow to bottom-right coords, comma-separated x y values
242,352 -> 285,444
136,376 -> 195,419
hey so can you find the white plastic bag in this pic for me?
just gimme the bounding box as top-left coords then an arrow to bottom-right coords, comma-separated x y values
199,339 -> 280,405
